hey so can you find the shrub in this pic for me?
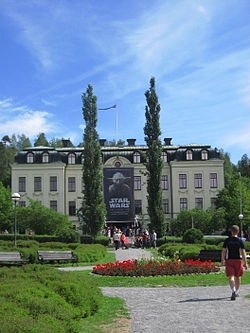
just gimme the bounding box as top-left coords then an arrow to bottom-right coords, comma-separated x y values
204,237 -> 226,245
183,228 -> 204,244
56,229 -> 80,243
0,265 -> 102,332
80,235 -> 109,246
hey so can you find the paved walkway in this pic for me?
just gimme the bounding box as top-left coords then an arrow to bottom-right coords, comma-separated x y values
102,285 -> 250,333
58,247 -> 152,271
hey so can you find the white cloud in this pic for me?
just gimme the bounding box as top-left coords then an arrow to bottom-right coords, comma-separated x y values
0,98 -> 56,139
41,98 -> 57,107
223,125 -> 250,149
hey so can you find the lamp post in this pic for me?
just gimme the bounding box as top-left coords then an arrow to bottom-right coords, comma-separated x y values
238,172 -> 244,238
11,193 -> 20,246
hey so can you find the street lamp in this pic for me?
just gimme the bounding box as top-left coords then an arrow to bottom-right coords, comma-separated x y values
238,172 -> 244,239
11,192 -> 20,246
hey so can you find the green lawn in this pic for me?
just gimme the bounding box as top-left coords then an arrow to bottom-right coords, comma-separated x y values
73,270 -> 250,288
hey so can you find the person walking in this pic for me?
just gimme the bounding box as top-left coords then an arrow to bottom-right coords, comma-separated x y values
113,229 -> 120,250
221,225 -> 248,300
152,230 -> 157,248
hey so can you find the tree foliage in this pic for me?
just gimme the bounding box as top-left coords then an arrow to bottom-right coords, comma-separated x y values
0,182 -> 13,232
16,199 -> 74,235
216,174 -> 250,233
170,208 -> 226,236
81,84 -> 106,237
34,133 -> 49,147
144,77 -> 165,236
237,154 -> 250,178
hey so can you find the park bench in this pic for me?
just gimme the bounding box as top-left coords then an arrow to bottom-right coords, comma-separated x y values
38,250 -> 78,264
0,252 -> 28,265
199,249 -> 221,262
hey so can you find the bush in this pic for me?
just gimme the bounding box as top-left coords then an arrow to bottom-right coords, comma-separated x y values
183,228 -> 204,244
80,235 -> 109,246
56,229 -> 80,243
0,265 -> 103,332
204,237 -> 227,245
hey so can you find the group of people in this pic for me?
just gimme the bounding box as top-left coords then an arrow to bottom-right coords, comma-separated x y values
112,227 -> 129,250
134,229 -> 157,249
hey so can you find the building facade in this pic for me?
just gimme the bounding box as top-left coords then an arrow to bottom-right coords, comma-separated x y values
11,138 -> 224,231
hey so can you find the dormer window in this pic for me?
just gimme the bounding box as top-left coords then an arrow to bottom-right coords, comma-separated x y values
186,150 -> 193,160
27,152 -> 34,163
42,152 -> 49,163
81,154 -> 84,164
201,150 -> 208,160
162,151 -> 168,163
68,153 -> 75,165
133,152 -> 140,163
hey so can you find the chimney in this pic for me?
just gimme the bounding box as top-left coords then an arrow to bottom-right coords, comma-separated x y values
164,138 -> 172,146
61,139 -> 72,147
99,139 -> 106,146
127,138 -> 136,146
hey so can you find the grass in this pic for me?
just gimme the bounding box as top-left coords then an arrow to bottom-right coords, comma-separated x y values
81,296 -> 129,333
73,270 -> 250,288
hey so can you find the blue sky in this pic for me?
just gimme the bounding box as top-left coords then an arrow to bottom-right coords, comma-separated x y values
0,0 -> 249,164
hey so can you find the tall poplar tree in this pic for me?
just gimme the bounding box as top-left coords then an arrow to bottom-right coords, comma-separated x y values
144,77 -> 165,236
81,84 -> 106,237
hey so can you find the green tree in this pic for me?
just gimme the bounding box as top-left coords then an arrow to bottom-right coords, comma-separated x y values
17,134 -> 31,150
34,133 -> 49,147
81,84 -> 106,237
238,154 -> 250,178
49,137 -> 63,148
16,199 -> 74,235
216,175 -> 250,233
144,77 -> 165,236
0,182 -> 13,232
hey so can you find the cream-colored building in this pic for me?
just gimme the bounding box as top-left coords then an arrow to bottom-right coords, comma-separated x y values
11,138 -> 224,231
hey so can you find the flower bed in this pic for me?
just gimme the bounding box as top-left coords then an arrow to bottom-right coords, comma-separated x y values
92,259 -> 220,276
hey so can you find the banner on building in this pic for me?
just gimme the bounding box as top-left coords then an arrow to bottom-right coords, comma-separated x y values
103,168 -> 134,221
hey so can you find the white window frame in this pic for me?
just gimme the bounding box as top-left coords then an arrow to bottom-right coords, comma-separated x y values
201,150 -> 208,160
68,153 -> 76,165
27,152 -> 34,163
162,151 -> 168,163
133,152 -> 140,163
186,150 -> 193,160
42,152 -> 49,163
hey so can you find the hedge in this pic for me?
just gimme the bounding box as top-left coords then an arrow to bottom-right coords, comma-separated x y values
0,234 -> 110,246
0,240 -> 108,264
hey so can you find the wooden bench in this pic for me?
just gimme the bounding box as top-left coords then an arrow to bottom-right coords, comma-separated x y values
199,249 -> 221,262
0,252 -> 28,265
38,251 -> 78,264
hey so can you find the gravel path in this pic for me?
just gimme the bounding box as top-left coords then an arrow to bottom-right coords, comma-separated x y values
114,247 -> 152,262
102,285 -> 250,333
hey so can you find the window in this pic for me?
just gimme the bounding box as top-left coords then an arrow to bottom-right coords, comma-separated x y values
19,201 -> 26,207
81,177 -> 85,193
81,154 -> 84,164
211,197 -> 217,208
69,201 -> 76,216
186,150 -> 193,160
162,151 -> 168,163
162,199 -> 169,214
161,175 -> 168,190
19,177 -> 26,192
34,177 -> 41,192
68,177 -> 76,192
201,150 -> 208,160
115,161 -> 121,167
27,152 -> 34,163
195,197 -> 203,209
68,153 -> 75,164
50,176 -> 57,192
42,152 -> 49,163
50,200 -> 57,211
194,173 -> 202,188
133,152 -> 140,163
180,198 -> 188,210
179,174 -> 187,189
210,173 -> 217,188
134,176 -> 141,190
134,200 -> 142,214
